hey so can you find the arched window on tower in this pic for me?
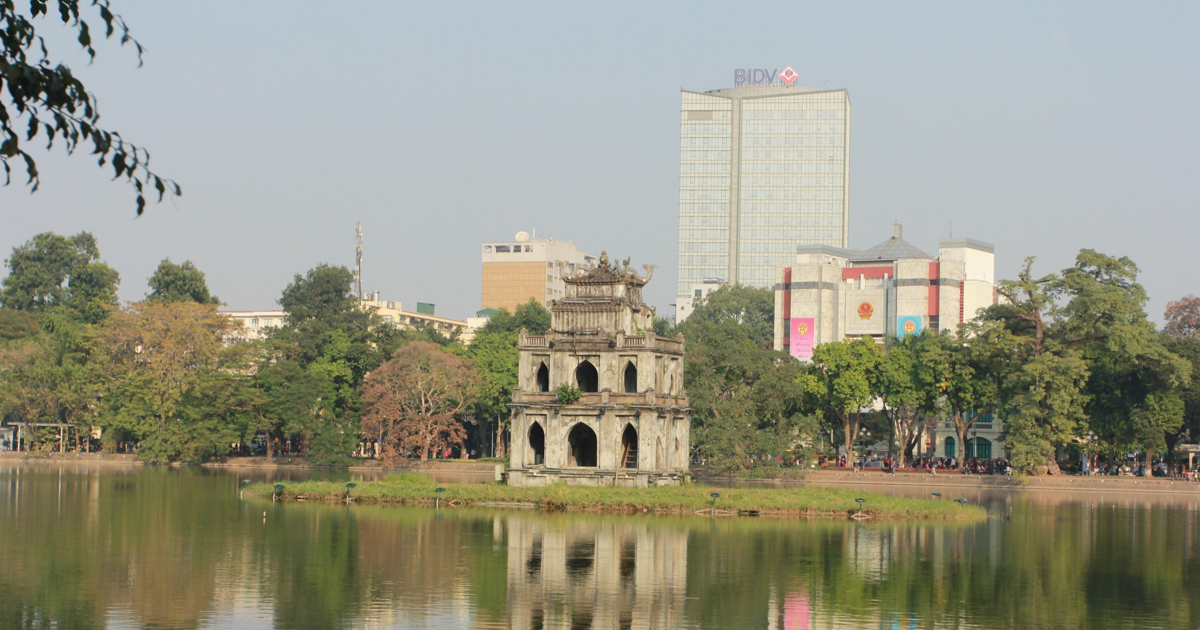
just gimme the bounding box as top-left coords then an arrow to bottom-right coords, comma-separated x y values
536,362 -> 549,392
527,422 -> 545,466
623,362 -> 637,393
576,360 -> 598,393
621,424 -> 638,469
567,423 -> 597,467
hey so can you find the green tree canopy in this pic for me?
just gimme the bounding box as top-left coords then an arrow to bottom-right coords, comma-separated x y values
802,337 -> 882,462
147,259 -> 219,304
679,285 -> 774,348
1,0 -> 179,213
1,231 -> 119,323
684,318 -> 809,470
477,299 -> 551,336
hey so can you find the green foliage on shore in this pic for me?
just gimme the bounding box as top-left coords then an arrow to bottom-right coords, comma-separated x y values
247,474 -> 985,520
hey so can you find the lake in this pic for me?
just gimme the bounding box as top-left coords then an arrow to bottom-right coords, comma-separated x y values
2,462 -> 1199,629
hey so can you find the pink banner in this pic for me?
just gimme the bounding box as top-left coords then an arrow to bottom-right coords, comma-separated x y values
790,317 -> 815,361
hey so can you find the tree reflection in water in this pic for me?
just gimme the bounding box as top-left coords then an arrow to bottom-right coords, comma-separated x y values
1,464 -> 1199,629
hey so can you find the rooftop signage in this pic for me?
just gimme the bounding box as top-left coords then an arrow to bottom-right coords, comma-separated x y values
734,66 -> 798,87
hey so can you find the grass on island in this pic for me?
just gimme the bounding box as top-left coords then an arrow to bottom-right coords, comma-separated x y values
245,473 -> 986,520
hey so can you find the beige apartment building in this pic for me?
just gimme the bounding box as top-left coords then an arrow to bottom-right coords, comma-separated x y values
481,231 -> 596,313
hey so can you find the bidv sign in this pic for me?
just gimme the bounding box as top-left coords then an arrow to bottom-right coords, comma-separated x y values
734,66 -> 798,87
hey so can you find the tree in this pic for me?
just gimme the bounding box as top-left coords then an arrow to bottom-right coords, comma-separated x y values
913,332 -> 997,463
0,308 -> 39,340
453,330 -> 517,457
360,341 -> 476,462
876,338 -> 926,467
476,299 -> 551,336
802,337 -> 881,464
147,259 -> 219,304
1,231 -> 119,321
681,285 -> 774,348
982,258 -> 1090,473
1164,295 -> 1200,340
1163,335 -> 1200,460
683,318 -> 809,470
97,301 -> 236,462
275,264 -> 398,406
1,0 -> 180,214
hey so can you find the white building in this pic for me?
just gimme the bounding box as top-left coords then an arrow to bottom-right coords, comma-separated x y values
673,279 -> 726,323
773,222 -> 1004,460
221,310 -> 286,342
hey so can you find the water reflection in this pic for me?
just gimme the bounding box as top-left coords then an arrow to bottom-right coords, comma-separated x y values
506,516 -> 687,629
2,463 -> 1199,629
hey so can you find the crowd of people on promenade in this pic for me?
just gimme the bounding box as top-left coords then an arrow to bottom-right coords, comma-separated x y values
816,453 -> 1015,475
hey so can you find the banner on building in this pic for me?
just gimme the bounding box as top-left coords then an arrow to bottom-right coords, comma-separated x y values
897,315 -> 923,338
844,289 -> 887,335
790,317 -> 815,361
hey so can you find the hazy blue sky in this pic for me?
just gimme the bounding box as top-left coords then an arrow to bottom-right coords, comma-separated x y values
2,1 -> 1198,320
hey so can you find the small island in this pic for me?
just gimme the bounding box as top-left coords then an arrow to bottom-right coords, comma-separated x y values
245,474 -> 986,520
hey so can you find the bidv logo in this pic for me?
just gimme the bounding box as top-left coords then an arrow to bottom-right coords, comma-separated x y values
734,66 -> 798,86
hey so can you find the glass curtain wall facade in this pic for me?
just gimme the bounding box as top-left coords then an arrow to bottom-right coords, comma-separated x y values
677,87 -> 850,297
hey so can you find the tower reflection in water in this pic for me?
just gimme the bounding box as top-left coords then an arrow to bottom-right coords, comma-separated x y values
505,516 -> 687,630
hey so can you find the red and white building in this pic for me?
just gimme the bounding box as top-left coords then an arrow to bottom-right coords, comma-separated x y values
773,222 -> 996,359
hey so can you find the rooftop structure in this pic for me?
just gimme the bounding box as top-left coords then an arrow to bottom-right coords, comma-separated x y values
482,231 -> 597,313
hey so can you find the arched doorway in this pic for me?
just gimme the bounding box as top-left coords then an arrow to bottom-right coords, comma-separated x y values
576,361 -> 598,393
967,437 -> 992,459
536,362 -> 550,392
567,423 -> 597,467
945,436 -> 956,458
623,362 -> 637,393
528,422 -> 545,466
620,424 -> 638,469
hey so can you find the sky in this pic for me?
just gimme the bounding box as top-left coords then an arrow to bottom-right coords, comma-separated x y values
2,1 -> 1198,321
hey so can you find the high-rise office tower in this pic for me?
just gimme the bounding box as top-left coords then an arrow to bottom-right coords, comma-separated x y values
676,73 -> 850,315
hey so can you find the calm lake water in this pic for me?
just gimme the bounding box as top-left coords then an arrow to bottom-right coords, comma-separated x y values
3,463 -> 1200,629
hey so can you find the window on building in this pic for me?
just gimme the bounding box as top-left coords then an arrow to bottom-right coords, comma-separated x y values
528,422 -> 545,466
623,362 -> 637,393
536,362 -> 550,393
567,423 -> 597,467
621,424 -> 638,469
576,361 -> 598,393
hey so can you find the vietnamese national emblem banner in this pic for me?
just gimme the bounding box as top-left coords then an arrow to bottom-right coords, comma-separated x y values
790,317 -> 815,361
897,316 -> 922,338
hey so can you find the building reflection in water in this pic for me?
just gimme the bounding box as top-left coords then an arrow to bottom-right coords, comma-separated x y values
505,516 -> 687,630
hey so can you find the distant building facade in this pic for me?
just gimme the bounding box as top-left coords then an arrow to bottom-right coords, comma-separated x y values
507,254 -> 690,487
773,222 -> 1003,459
677,78 -> 851,304
773,222 -> 995,353
482,231 -> 597,313
359,296 -> 467,339
673,279 -> 726,323
221,310 -> 286,342
221,297 -> 467,343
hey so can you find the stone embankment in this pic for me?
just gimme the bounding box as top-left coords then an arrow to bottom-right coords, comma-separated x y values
697,468 -> 1200,495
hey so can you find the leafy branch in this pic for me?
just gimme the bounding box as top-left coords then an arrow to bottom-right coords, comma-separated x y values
1,0 -> 180,214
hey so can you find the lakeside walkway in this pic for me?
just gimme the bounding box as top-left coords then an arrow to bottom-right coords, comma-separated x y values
705,468 -> 1200,496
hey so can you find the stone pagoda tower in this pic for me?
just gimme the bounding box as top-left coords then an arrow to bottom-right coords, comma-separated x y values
507,253 -> 690,487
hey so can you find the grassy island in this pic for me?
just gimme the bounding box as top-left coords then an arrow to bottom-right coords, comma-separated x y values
245,473 -> 986,520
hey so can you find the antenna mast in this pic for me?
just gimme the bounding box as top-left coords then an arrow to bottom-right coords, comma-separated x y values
353,222 -> 364,300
